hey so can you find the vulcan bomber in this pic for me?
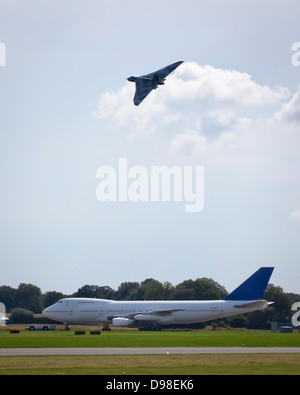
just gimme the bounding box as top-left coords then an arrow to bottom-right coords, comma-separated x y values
127,61 -> 184,105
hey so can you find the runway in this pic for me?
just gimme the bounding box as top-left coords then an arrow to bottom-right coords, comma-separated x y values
1,347 -> 300,356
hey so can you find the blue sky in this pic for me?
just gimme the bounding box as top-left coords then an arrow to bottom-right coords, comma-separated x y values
0,0 -> 299,295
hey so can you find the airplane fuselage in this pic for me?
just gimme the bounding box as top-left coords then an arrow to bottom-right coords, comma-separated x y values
43,298 -> 269,328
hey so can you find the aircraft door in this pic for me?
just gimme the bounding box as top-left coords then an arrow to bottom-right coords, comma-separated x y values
65,300 -> 74,317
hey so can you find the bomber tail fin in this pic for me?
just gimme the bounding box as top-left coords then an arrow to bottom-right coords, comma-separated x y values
223,267 -> 274,301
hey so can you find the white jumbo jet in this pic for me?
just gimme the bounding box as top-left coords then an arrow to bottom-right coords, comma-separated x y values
43,267 -> 274,331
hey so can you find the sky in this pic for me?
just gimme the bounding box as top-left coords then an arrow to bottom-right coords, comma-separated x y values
0,0 -> 299,295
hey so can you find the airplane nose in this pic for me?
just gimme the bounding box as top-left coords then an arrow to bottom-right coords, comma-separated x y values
42,307 -> 49,316
42,307 -> 53,318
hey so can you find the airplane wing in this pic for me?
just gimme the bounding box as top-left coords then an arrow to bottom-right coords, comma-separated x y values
126,308 -> 185,322
110,308 -> 185,322
133,77 -> 155,106
141,61 -> 184,80
148,308 -> 185,316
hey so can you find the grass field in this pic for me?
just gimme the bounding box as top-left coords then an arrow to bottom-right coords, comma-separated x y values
1,329 -> 300,348
1,354 -> 300,375
1,329 -> 299,375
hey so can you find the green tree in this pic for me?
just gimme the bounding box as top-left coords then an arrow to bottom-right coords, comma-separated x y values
0,285 -> 16,312
247,284 -> 293,329
116,282 -> 140,300
129,279 -> 158,300
171,286 -> 195,300
171,279 -> 195,300
143,280 -> 167,300
162,281 -> 174,300
171,278 -> 226,300
75,285 -> 98,298
95,286 -> 116,300
265,284 -> 292,322
43,291 -> 65,308
14,283 -> 43,313
10,308 -> 34,324
193,278 -> 227,300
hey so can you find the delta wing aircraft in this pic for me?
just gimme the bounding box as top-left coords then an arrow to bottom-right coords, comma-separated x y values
43,267 -> 274,331
127,61 -> 184,106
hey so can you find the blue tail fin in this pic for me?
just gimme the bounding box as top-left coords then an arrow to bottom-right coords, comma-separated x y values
223,267 -> 274,301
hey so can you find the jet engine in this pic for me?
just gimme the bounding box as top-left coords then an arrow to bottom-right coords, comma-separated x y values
112,317 -> 135,327
153,74 -> 165,85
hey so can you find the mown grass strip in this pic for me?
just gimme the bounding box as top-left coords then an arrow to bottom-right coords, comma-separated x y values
0,354 -> 299,375
1,330 -> 300,349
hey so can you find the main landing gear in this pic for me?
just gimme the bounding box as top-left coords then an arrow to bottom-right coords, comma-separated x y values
138,324 -> 161,331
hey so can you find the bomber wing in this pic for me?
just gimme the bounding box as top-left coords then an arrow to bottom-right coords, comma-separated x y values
141,61 -> 184,80
133,77 -> 156,106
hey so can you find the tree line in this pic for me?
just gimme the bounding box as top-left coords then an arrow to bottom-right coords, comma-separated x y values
0,277 -> 298,329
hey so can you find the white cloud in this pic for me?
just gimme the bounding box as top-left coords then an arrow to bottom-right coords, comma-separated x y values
274,84 -> 300,124
93,61 -> 300,206
93,62 -> 290,139
165,62 -> 289,105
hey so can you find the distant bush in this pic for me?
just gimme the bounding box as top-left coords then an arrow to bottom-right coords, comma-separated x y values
10,308 -> 34,324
